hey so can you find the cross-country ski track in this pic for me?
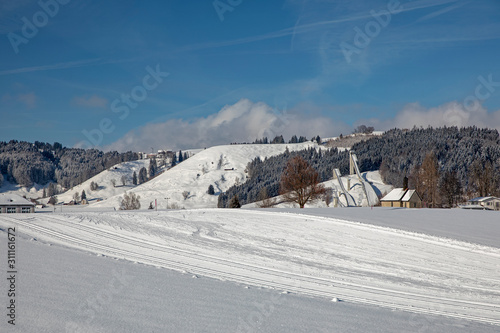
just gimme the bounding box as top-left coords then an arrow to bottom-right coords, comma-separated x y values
2,209 -> 499,326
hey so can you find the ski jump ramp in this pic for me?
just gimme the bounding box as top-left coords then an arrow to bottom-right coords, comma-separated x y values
333,168 -> 356,207
349,151 -> 380,207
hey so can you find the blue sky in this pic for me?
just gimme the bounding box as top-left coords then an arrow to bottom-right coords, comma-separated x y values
1,0 -> 500,151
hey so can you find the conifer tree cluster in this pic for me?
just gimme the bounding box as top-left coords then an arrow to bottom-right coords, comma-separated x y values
0,140 -> 138,188
219,127 -> 500,207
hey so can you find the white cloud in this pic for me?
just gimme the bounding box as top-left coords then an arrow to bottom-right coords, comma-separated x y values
103,99 -> 348,152
101,99 -> 500,153
73,95 -> 108,109
359,101 -> 500,132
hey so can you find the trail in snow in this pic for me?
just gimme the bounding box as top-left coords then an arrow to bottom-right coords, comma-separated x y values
2,209 -> 499,326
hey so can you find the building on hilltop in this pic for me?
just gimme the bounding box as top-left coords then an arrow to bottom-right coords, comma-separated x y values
380,188 -> 422,208
0,193 -> 35,213
460,197 -> 500,211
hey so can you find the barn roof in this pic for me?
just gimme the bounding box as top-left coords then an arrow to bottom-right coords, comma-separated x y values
381,188 -> 420,202
380,188 -> 406,201
468,196 -> 499,203
401,189 -> 418,202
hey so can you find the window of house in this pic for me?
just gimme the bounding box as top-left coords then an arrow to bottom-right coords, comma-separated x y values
7,207 -> 16,213
21,207 -> 31,213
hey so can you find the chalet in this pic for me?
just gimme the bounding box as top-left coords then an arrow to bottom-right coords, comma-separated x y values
461,197 -> 500,211
380,188 -> 422,208
0,194 -> 35,213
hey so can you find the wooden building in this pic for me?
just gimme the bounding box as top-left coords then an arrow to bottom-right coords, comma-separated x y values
0,194 -> 35,213
461,197 -> 500,211
380,188 -> 422,208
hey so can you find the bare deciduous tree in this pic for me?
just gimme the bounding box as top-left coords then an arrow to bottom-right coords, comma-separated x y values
280,156 -> 326,208
121,175 -> 127,186
469,159 -> 496,197
217,154 -> 224,169
257,187 -> 276,208
119,192 -> 141,210
412,152 -> 440,208
324,188 -> 333,207
439,170 -> 462,207
228,195 -> 241,208
90,181 -> 99,191
182,191 -> 190,200
111,179 -> 117,187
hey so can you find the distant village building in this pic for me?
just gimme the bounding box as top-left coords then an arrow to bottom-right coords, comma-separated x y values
0,194 -> 35,213
461,197 -> 500,211
380,188 -> 422,208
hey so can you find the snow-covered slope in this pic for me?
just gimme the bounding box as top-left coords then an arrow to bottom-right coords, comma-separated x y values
92,142 -> 318,210
0,177 -> 47,199
47,159 -> 152,205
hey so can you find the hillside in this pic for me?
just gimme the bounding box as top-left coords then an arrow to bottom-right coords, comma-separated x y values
220,126 -> 500,208
91,142 -> 318,210
43,159 -> 152,205
0,140 -> 138,188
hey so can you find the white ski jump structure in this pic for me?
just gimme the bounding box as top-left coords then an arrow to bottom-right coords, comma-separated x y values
332,168 -> 356,207
332,151 -> 380,207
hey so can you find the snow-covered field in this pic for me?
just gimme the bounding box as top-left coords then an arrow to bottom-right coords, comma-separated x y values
1,208 -> 499,332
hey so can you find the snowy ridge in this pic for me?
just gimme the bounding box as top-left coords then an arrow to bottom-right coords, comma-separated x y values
91,142 -> 317,210
3,209 -> 500,326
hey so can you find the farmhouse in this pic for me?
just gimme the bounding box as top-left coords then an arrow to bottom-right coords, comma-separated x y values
461,197 -> 500,211
0,194 -> 35,213
380,188 -> 422,208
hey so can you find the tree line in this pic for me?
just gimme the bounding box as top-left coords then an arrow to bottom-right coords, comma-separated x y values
0,140 -> 138,188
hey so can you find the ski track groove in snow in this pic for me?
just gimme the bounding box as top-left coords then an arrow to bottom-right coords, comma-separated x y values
2,210 -> 500,326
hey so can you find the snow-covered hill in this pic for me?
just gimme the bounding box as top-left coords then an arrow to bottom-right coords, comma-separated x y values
92,142 -> 319,210
46,159 -> 152,205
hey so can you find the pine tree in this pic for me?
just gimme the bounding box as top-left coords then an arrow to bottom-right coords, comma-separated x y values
48,196 -> 58,205
178,150 -> 183,163
207,184 -> 215,195
138,167 -> 148,184
148,157 -> 157,179
419,152 -> 441,208
81,190 -> 86,201
132,171 -> 137,185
